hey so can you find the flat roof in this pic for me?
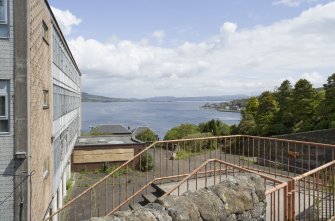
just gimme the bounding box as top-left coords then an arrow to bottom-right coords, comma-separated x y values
76,135 -> 141,146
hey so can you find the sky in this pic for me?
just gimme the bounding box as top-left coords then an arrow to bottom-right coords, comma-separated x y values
49,0 -> 335,98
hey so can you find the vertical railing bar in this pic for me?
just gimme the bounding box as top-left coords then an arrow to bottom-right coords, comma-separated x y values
294,143 -> 297,176
308,174 -> 311,221
301,143 -> 304,177
275,140 -> 278,178
178,142 -> 180,182
298,179 -> 301,221
166,143 -> 168,178
105,179 -> 107,215
126,165 -> 129,201
288,141 -> 290,177
153,143 -> 156,180
247,137 -> 250,168
263,139 -> 266,173
90,189 -> 93,218
194,141 -> 196,172
242,136 -> 245,168
132,159 -> 135,204
82,193 -> 85,219
172,143 -> 174,181
74,200 -> 77,221
257,138 -> 260,173
118,171 -> 121,207
269,139 -> 272,174
214,161 -> 216,186
252,137 -> 255,170
308,144 -> 311,172
112,175 -> 114,210
304,177 -> 306,220
160,144 -> 162,184
271,192 -> 273,221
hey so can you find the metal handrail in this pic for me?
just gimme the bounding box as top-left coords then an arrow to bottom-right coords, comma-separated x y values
46,135 -> 335,220
164,158 -> 283,196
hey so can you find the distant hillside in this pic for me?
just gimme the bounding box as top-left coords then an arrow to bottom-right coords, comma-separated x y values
143,95 -> 249,102
82,92 -> 249,103
81,92 -> 138,102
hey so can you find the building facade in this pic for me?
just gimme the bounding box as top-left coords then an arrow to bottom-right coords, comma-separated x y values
0,0 -> 81,220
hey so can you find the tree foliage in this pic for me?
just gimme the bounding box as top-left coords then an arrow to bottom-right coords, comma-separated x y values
199,119 -> 231,136
236,73 -> 335,136
164,124 -> 199,140
135,129 -> 157,142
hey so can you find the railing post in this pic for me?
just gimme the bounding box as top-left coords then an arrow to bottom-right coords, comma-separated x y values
291,180 -> 296,221
287,180 -> 292,221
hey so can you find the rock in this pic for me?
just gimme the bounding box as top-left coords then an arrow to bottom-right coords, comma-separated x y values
156,195 -> 202,221
183,189 -> 228,220
209,176 -> 254,214
145,203 -> 172,221
88,174 -> 266,221
124,208 -> 156,221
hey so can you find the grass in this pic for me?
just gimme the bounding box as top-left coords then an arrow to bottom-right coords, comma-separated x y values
174,148 -> 213,160
65,177 -> 75,203
239,156 -> 258,164
101,162 -> 132,177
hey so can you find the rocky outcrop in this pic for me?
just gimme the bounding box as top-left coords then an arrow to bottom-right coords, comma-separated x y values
87,174 -> 266,221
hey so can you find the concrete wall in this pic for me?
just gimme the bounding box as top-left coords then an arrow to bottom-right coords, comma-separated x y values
0,0 -> 14,220
28,0 -> 53,220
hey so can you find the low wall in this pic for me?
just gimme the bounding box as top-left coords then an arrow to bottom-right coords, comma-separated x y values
275,128 -> 335,145
87,174 -> 266,221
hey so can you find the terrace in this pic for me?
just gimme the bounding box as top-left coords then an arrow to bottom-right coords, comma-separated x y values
46,135 -> 335,221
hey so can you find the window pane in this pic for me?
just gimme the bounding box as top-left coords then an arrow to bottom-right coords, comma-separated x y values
0,120 -> 8,132
0,96 -> 5,117
0,0 -> 6,23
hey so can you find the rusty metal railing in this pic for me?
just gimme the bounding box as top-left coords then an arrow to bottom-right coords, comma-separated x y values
45,135 -> 335,221
288,160 -> 335,220
163,158 -> 283,196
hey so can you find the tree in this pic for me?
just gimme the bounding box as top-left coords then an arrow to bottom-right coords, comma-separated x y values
255,91 -> 279,135
164,124 -> 199,140
291,79 -> 318,131
322,73 -> 335,126
135,129 -> 157,142
199,119 -> 230,136
274,80 -> 294,132
244,97 -> 259,118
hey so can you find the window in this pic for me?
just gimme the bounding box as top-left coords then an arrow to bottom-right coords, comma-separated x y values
43,90 -> 49,109
42,20 -> 49,43
0,80 -> 9,133
0,0 -> 7,24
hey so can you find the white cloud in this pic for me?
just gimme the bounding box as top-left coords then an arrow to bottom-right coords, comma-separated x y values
51,6 -> 81,35
152,30 -> 165,44
273,0 -> 319,7
67,2 -> 335,98
301,72 -> 326,87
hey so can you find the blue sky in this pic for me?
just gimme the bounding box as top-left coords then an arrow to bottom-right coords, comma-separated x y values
49,0 -> 335,98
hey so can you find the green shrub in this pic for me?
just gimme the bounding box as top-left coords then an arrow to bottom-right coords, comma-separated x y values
139,153 -> 153,172
135,129 -> 157,142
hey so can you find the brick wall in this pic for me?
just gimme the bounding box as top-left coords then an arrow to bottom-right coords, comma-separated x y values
28,0 -> 53,220
0,0 -> 15,220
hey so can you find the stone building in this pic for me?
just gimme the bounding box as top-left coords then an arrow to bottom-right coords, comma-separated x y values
0,0 -> 81,220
